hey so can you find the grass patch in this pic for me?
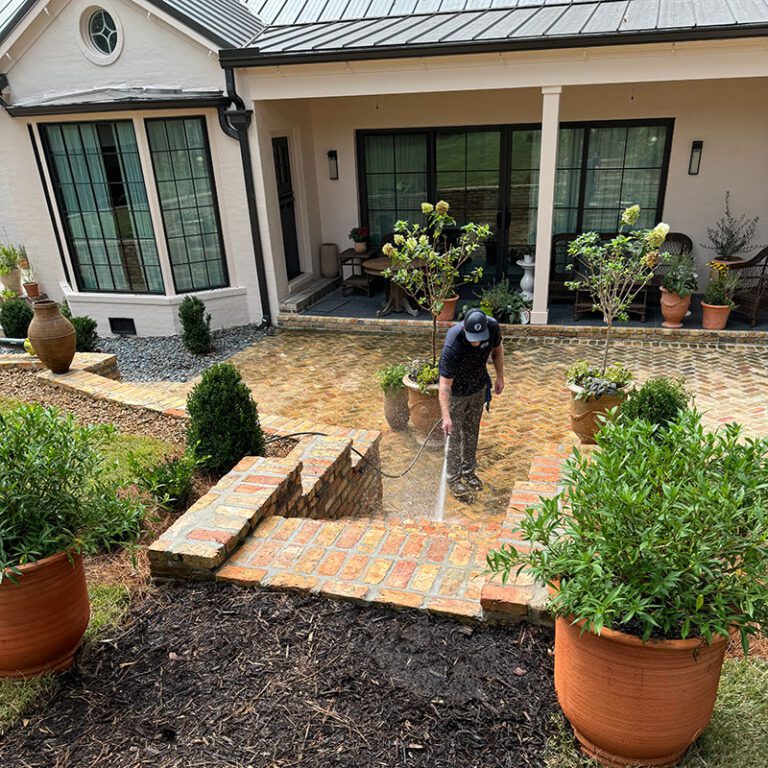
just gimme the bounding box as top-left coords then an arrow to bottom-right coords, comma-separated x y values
100,431 -> 172,487
545,658 -> 768,768
0,584 -> 131,734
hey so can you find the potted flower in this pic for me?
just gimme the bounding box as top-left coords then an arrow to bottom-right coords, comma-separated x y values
20,252 -> 40,298
0,243 -> 24,296
459,279 -> 531,325
382,201 -> 489,440
487,410 -> 768,768
0,404 -> 143,678
376,362 -> 410,431
659,251 -> 698,328
701,261 -> 739,330
565,205 -> 668,443
349,226 -> 369,254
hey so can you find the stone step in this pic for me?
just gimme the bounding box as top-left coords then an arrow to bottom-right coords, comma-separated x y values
279,277 -> 340,313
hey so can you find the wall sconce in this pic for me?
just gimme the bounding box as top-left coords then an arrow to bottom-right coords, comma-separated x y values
327,150 -> 339,180
688,140 -> 703,175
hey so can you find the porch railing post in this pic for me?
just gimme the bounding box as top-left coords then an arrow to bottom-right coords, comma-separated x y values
531,86 -> 561,326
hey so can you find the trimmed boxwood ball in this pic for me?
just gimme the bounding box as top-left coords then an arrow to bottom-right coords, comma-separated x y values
621,376 -> 690,429
179,296 -> 212,355
0,298 -> 33,339
186,363 -> 265,475
71,316 -> 99,352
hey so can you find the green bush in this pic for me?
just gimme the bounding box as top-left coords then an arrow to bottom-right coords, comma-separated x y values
376,363 -> 409,394
459,280 -> 531,324
0,298 -> 33,339
70,315 -> 99,352
487,410 -> 768,652
660,252 -> 698,297
130,448 -> 205,512
186,363 -> 264,475
621,377 -> 690,428
0,404 -> 144,580
179,296 -> 212,354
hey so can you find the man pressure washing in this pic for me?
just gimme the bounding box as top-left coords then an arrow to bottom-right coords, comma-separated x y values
439,308 -> 504,501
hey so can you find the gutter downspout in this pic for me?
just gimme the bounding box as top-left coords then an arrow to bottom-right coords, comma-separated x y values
0,74 -> 10,109
217,67 -> 272,328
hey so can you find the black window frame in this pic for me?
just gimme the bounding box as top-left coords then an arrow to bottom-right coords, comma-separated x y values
144,115 -> 230,294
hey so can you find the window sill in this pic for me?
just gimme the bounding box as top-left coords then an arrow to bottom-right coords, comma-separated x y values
63,285 -> 247,305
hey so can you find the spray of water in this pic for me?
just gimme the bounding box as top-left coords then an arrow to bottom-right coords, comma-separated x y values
434,435 -> 450,521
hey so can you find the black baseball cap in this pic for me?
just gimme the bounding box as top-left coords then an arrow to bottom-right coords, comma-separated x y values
463,309 -> 490,342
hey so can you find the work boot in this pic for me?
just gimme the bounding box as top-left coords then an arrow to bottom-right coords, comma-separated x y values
464,472 -> 484,491
449,477 -> 473,501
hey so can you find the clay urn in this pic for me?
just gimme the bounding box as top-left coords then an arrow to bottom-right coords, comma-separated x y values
27,300 -> 77,373
659,287 -> 691,329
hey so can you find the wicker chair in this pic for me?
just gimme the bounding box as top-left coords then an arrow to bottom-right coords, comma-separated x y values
728,247 -> 768,326
550,231 -> 693,322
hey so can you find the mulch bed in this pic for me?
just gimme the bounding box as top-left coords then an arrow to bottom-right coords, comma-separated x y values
1,584 -> 557,768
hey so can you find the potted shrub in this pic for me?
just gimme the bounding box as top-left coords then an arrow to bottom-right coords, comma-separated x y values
0,404 -> 143,678
382,201 -> 489,440
565,205 -> 668,443
701,190 -> 761,265
659,252 -> 697,328
0,297 -> 33,339
376,362 -> 410,431
701,261 -> 739,330
349,226 -> 369,254
0,243 -> 24,296
21,258 -> 39,299
459,279 -> 532,325
620,375 -> 690,428
487,410 -> 768,768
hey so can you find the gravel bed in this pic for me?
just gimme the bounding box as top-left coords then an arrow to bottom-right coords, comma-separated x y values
0,584 -> 557,767
98,323 -> 266,382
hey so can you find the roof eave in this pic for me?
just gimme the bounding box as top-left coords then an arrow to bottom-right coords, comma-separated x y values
4,94 -> 229,117
219,24 -> 768,68
0,0 -> 38,47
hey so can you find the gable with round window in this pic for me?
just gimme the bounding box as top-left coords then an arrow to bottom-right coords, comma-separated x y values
78,5 -> 123,64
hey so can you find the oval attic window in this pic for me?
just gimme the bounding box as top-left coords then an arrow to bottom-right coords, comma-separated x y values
87,9 -> 118,55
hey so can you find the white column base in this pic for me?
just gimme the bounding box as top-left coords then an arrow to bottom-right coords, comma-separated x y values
530,310 -> 549,326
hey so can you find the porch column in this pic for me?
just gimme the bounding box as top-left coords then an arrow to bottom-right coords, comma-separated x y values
531,86 -> 562,325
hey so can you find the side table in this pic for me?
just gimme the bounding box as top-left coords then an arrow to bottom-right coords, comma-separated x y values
338,247 -> 377,297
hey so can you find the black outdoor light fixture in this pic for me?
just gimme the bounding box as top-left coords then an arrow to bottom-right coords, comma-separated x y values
327,149 -> 339,180
688,140 -> 703,175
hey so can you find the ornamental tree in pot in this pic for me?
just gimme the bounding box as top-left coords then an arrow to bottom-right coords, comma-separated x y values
376,362 -> 410,431
565,205 -> 668,443
0,404 -> 144,678
659,251 -> 698,328
382,201 -> 489,441
487,410 -> 768,768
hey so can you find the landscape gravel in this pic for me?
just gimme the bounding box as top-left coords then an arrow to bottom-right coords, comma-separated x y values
98,323 -> 267,382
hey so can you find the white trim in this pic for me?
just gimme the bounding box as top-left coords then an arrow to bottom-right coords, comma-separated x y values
129,0 -> 220,55
61,283 -> 247,305
75,1 -> 124,66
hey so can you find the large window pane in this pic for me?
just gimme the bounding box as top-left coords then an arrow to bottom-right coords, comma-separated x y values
146,117 -> 229,293
41,120 -> 164,294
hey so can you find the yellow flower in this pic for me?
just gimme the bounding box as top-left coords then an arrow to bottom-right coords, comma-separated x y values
421,202 -> 434,214
435,200 -> 450,215
621,205 -> 641,226
393,233 -> 405,245
381,242 -> 395,257
644,251 -> 659,269
647,222 -> 670,249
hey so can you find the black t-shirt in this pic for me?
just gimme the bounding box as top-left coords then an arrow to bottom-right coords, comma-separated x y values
438,319 -> 501,396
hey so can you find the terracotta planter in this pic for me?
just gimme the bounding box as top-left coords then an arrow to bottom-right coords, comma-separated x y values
383,388 -> 410,431
403,374 -> 443,446
353,241 -> 368,254
555,616 -> 728,767
568,382 -> 624,445
0,268 -> 22,296
27,300 -> 77,373
659,287 -> 691,329
23,281 -> 40,299
436,295 -> 459,322
701,303 -> 731,331
0,551 -> 91,678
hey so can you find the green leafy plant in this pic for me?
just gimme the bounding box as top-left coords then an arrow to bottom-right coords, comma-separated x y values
129,448 -> 205,512
703,262 -> 740,308
566,206 -> 668,372
1,289 -> 18,302
566,361 -> 632,401
411,360 -> 439,393
621,377 -> 690,428
0,298 -> 33,338
702,191 -> 762,261
186,363 -> 264,475
0,404 -> 144,581
70,315 -> 99,352
376,363 -> 409,394
349,227 -> 369,243
487,410 -> 768,652
178,296 -> 212,355
0,244 -> 25,276
383,201 -> 490,366
661,252 -> 698,298
459,280 -> 531,324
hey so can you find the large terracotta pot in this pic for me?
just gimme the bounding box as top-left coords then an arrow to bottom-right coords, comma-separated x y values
701,302 -> 731,331
403,374 -> 443,446
436,295 -> 459,322
383,388 -> 410,431
555,616 -> 728,767
659,287 -> 691,329
568,383 -> 624,445
0,268 -> 22,295
0,551 -> 91,678
27,300 -> 77,373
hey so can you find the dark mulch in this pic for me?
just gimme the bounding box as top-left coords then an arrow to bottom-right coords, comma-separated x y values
2,584 -> 557,768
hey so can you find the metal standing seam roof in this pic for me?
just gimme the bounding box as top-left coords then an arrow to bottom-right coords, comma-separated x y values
0,0 -> 265,48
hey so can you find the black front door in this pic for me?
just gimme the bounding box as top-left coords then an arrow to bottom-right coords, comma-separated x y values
272,136 -> 302,281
